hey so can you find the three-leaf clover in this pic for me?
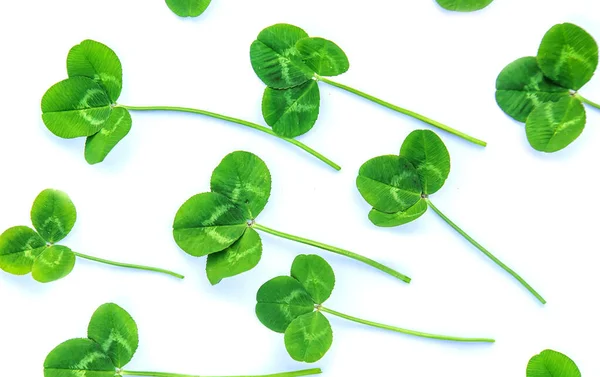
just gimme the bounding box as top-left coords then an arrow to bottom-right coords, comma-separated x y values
256,254 -> 495,363
173,151 -> 410,285
41,40 -> 340,171
496,23 -> 599,152
250,24 -> 486,146
0,189 -> 183,282
435,0 -> 494,12
45,303 -> 322,377
356,129 -> 546,304
166,0 -> 211,17
527,350 -> 580,377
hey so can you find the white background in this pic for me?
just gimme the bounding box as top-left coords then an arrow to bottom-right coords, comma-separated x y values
0,0 -> 599,376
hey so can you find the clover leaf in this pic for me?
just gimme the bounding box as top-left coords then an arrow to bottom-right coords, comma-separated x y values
166,0 -> 211,17
42,40 -> 340,170
174,151 -> 411,285
45,303 -> 323,377
527,350 -> 580,377
252,24 -> 486,145
435,0 -> 494,12
357,130 -> 546,304
0,189 -> 183,283
257,254 -> 494,363
496,23 -> 600,153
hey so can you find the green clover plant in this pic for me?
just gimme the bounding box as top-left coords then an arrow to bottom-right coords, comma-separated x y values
435,0 -> 494,12
45,303 -> 322,377
256,254 -> 494,363
173,151 -> 410,285
356,129 -> 546,304
527,350 -> 580,377
166,0 -> 211,17
0,189 -> 183,282
250,24 -> 486,146
41,40 -> 340,171
496,23 -> 599,153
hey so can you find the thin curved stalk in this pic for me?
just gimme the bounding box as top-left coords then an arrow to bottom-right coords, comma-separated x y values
316,76 -> 487,147
424,199 -> 546,304
118,105 -> 341,171
73,252 -> 184,279
120,369 -> 322,377
575,93 -> 600,110
252,223 -> 411,283
319,306 -> 495,343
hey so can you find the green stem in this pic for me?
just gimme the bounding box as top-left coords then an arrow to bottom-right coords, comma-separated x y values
73,252 -> 184,279
575,93 -> 600,110
252,223 -> 411,283
424,199 -> 546,304
316,76 -> 487,147
118,105 -> 340,171
319,306 -> 494,343
120,369 -> 322,377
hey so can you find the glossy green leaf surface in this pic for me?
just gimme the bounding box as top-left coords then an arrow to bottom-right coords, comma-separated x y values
262,81 -> 321,138
250,24 -> 314,89
173,192 -> 247,257
67,40 -> 123,102
32,245 -> 76,283
284,311 -> 333,363
210,151 -> 271,219
527,350 -> 580,377
165,0 -> 211,17
30,189 -> 77,243
356,155 -> 422,213
85,107 -> 132,165
435,0 -> 494,11
369,199 -> 428,228
526,96 -> 586,152
41,77 -> 112,139
44,338 -> 115,377
291,254 -> 335,304
400,130 -> 450,195
496,57 -> 570,122
87,303 -> 139,368
0,226 -> 47,275
538,23 -> 599,90
256,276 -> 315,333
206,228 -> 262,285
296,37 -> 350,77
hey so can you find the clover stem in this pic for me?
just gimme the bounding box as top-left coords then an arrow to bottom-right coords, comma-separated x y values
72,252 -> 184,279
119,369 -> 322,377
252,223 -> 411,283
117,105 -> 341,171
315,76 -> 487,147
318,306 -> 494,343
424,199 -> 546,304
575,93 -> 600,110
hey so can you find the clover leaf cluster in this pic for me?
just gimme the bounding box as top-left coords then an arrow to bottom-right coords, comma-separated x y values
166,0 -> 211,17
436,0 -> 494,12
496,23 -> 599,153
527,350 -> 580,377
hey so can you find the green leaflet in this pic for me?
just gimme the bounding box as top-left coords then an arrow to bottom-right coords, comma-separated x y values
256,276 -> 315,333
291,254 -> 335,304
356,155 -> 422,213
31,189 -> 77,243
400,130 -> 450,195
369,199 -> 428,228
165,0 -> 211,17
250,24 -> 314,89
284,312 -> 333,363
88,303 -> 139,368
296,37 -> 349,77
85,107 -> 132,164
527,350 -> 581,377
44,338 -> 115,377
210,151 -> 272,219
262,81 -> 321,138
0,226 -> 46,275
538,23 -> 599,91
495,57 -> 570,122
206,228 -> 262,285
42,77 -> 112,139
435,0 -> 494,11
67,40 -> 123,102
32,245 -> 76,283
526,96 -> 586,153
